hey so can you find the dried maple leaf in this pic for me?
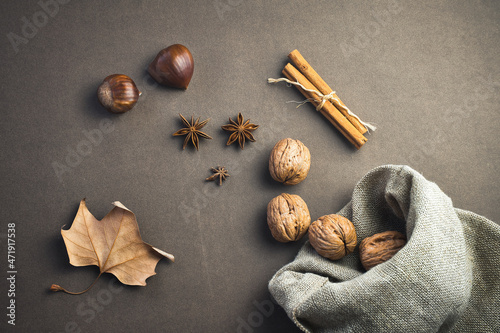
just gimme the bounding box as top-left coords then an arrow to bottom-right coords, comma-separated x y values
51,199 -> 174,295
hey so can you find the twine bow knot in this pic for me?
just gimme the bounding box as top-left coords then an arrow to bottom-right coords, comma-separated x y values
267,77 -> 376,132
318,91 -> 336,111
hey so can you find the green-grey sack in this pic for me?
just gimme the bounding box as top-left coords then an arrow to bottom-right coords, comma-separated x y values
268,165 -> 500,332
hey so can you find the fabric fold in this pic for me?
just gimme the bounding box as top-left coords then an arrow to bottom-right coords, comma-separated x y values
269,165 -> 500,332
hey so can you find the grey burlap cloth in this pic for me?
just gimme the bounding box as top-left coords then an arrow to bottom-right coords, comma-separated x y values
269,165 -> 500,332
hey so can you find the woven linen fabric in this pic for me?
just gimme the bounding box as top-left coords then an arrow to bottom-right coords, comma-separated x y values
268,165 -> 500,333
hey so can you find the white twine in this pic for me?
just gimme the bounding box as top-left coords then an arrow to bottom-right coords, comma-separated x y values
268,77 -> 376,132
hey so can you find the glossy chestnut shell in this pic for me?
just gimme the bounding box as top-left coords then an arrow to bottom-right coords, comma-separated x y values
148,44 -> 194,89
97,74 -> 141,113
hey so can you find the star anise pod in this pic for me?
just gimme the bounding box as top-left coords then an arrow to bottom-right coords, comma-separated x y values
173,114 -> 212,150
221,113 -> 259,150
206,166 -> 230,186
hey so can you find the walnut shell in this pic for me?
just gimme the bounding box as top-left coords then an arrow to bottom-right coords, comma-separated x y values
269,138 -> 311,185
359,231 -> 406,270
267,193 -> 311,242
309,214 -> 357,260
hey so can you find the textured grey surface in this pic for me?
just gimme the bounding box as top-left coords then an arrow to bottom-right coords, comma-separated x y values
0,1 -> 499,332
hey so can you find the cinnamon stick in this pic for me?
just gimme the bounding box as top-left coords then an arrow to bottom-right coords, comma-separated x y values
282,63 -> 367,149
288,49 -> 368,134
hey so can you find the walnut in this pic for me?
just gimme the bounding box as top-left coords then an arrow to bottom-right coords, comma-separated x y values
309,214 -> 357,260
269,138 -> 311,185
359,231 -> 406,270
267,193 -> 311,242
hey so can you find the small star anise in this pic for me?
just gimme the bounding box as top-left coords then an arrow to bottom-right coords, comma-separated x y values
221,113 -> 259,150
206,166 -> 230,186
173,114 -> 212,150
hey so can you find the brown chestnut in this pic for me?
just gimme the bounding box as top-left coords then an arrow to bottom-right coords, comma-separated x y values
97,74 -> 141,114
148,44 -> 194,89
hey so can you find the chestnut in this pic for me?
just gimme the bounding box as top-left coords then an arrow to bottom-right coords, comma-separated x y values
97,74 -> 141,114
148,44 -> 194,89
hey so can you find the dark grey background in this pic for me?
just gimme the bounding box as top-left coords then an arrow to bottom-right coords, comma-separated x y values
1,0 -> 499,332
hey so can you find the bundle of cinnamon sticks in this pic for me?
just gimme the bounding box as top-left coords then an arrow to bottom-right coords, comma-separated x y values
274,50 -> 371,149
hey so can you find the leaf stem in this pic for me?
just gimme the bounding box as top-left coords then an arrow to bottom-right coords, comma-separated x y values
51,273 -> 102,295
